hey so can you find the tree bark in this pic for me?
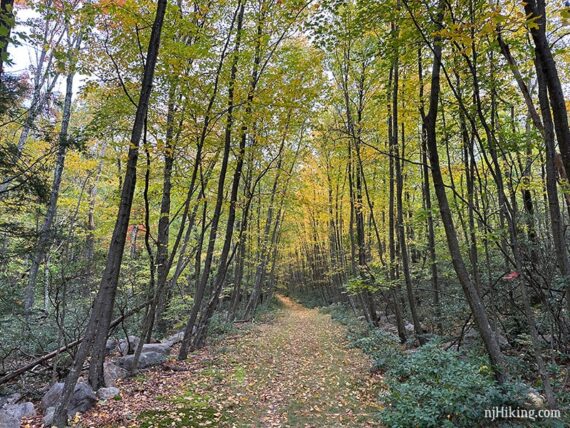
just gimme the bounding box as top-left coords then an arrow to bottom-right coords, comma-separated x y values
25,32 -> 81,314
52,1 -> 167,424
417,0 -> 508,383
524,0 -> 570,184
178,2 -> 243,360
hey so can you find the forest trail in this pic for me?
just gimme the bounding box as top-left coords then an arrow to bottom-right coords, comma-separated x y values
76,296 -> 383,427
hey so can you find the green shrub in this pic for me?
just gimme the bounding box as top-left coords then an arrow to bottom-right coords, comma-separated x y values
379,342 -> 526,427
323,303 -> 404,370
323,302 -> 549,427
351,329 -> 403,371
162,294 -> 194,330
206,312 -> 235,337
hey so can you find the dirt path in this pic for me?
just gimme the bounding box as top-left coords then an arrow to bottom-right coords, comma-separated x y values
74,296 -> 383,427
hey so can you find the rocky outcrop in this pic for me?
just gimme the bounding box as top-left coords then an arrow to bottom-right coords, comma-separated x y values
117,335 -> 140,355
460,327 -> 510,350
41,381 -> 96,417
0,411 -> 19,428
116,351 -> 167,371
97,387 -> 120,400
0,401 -> 35,428
161,331 -> 184,347
0,393 -> 21,409
43,407 -> 55,426
104,361 -> 128,387
141,343 -> 171,355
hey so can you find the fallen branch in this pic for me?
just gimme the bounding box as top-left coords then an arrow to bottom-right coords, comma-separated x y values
0,300 -> 151,385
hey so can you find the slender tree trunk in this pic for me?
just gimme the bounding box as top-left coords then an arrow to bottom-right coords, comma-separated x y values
129,132 -> 158,373
535,54 -> 570,336
192,0 -> 247,345
418,1 -> 507,383
524,0 -> 570,182
178,2 -> 243,360
53,2 -> 167,423
85,142 -> 107,268
418,49 -> 442,334
244,144 -> 285,318
141,87 -> 177,340
393,59 -> 422,340
25,36 -> 80,314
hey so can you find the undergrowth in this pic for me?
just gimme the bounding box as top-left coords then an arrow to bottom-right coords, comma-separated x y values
321,303 -> 566,428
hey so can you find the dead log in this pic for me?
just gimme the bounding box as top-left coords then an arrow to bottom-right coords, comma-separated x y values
0,300 -> 150,385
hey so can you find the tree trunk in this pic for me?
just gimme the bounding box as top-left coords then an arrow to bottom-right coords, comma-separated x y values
535,53 -> 570,334
418,48 -> 442,334
192,0 -> 247,346
52,1 -> 167,424
524,0 -> 570,183
392,55 -> 422,341
178,2 -> 243,360
418,1 -> 507,383
25,34 -> 80,314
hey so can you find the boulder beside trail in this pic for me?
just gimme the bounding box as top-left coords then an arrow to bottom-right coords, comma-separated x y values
104,361 -> 128,387
117,335 -> 141,355
41,381 -> 97,417
0,401 -> 35,428
0,393 -> 21,409
0,411 -> 19,428
141,342 -> 171,355
461,327 -> 510,350
97,387 -> 120,400
43,407 -> 55,426
526,388 -> 545,409
105,337 -> 118,354
161,331 -> 184,347
115,351 -> 167,371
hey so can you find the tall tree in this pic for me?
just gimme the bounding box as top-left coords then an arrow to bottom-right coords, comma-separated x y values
52,0 -> 167,424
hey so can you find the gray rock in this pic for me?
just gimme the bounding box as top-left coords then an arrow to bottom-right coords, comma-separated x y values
497,333 -> 510,349
440,341 -> 457,351
2,402 -> 35,419
116,351 -> 166,371
41,383 -> 63,410
461,327 -> 481,349
0,393 -> 21,408
461,327 -> 510,350
105,337 -> 118,354
117,335 -> 140,355
41,382 -> 96,416
142,343 -> 171,355
0,411 -> 19,428
161,331 -> 184,347
104,361 -> 128,387
97,387 -> 120,400
0,402 -> 35,428
43,407 -> 55,426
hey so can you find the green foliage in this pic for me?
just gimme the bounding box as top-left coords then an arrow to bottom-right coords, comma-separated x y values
324,303 -> 537,428
163,294 -> 194,330
352,329 -> 403,371
206,313 -> 236,338
346,275 -> 379,294
379,343 -> 527,427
